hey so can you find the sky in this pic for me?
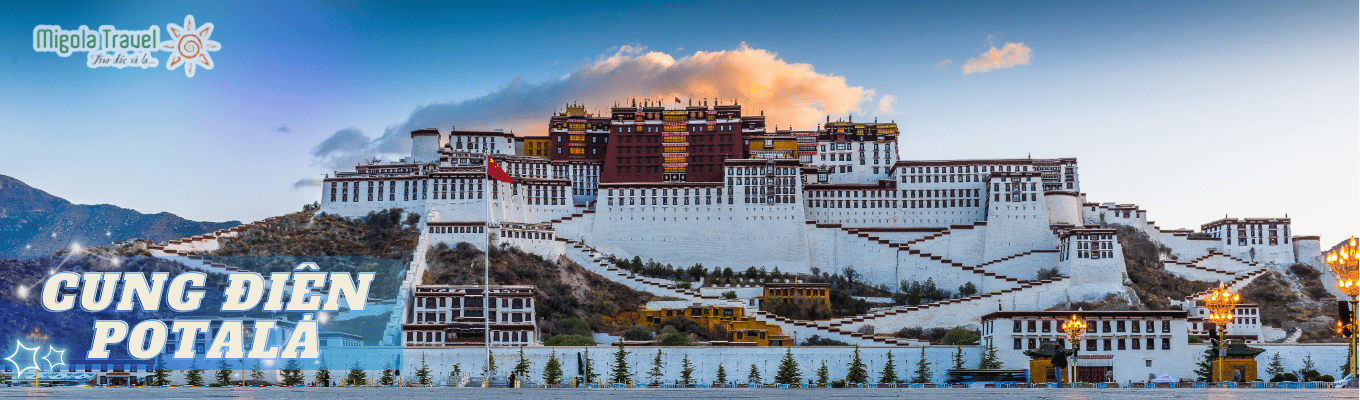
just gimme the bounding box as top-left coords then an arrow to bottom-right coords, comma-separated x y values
1,0 -> 1356,244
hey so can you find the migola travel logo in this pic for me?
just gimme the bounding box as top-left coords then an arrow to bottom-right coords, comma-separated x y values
32,15 -> 220,77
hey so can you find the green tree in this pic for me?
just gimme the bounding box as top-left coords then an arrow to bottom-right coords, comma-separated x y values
512,348 -> 530,383
610,340 -> 631,384
249,360 -> 264,384
1266,353 -> 1285,377
878,350 -> 897,383
775,349 -> 802,384
315,357 -> 332,387
1299,354 -> 1316,378
816,360 -> 829,385
582,348 -> 599,384
416,353 -> 433,385
646,349 -> 665,384
941,328 -> 980,345
544,334 -> 597,346
380,363 -> 395,386
449,364 -> 462,385
280,359 -> 305,386
910,347 -> 932,383
543,351 -> 563,385
658,333 -> 690,346
747,363 -> 762,385
952,347 -> 966,369
148,356 -> 169,386
214,360 -> 232,386
485,353 -> 498,377
844,346 -> 868,384
680,354 -> 695,385
1193,354 -> 1213,382
979,342 -> 1003,369
958,282 -> 978,297
715,364 -> 728,384
345,362 -> 367,386
185,360 -> 204,386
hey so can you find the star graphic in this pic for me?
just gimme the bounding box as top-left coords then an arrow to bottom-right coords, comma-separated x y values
42,346 -> 65,371
4,340 -> 39,378
160,15 -> 221,78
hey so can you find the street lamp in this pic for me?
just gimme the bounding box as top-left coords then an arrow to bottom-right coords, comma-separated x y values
1324,236 -> 1359,377
1061,313 -> 1087,386
1203,282 -> 1240,383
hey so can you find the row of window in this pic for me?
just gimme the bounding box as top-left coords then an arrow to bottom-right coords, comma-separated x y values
1015,337 -> 1172,351
1015,319 -> 1171,334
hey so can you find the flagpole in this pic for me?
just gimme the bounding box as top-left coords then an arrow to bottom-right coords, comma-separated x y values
484,155 -> 492,387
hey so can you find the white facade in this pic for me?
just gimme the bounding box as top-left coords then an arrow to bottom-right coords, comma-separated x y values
981,311 -> 1192,383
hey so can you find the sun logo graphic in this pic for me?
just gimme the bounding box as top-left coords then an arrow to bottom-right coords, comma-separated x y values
159,15 -> 220,78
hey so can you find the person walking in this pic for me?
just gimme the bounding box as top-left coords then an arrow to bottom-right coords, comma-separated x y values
1051,343 -> 1068,387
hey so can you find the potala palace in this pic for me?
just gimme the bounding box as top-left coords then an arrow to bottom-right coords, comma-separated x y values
314,101 -> 1328,341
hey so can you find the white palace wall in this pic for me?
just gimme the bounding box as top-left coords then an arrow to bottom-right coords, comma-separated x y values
589,203 -> 812,273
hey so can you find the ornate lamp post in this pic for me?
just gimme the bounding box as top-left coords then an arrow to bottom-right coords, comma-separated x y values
1203,283 -> 1240,382
1324,236 -> 1359,377
1061,313 -> 1087,385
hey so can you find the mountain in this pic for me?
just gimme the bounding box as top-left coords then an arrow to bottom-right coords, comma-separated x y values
0,174 -> 240,257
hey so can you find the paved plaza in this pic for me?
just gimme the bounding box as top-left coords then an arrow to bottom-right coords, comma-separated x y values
0,387 -> 1354,399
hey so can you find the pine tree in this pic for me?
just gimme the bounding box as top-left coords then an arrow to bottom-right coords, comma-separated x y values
1266,353 -> 1285,377
315,357 -> 332,387
910,347 -> 932,384
979,342 -> 1003,369
149,356 -> 169,386
816,360 -> 829,386
485,353 -> 498,377
380,363 -> 395,386
214,359 -> 232,386
512,348 -> 531,384
250,360 -> 264,384
610,340 -> 631,384
680,354 -> 695,385
345,362 -> 367,386
775,349 -> 802,384
449,364 -> 462,385
280,359 -> 304,386
185,360 -> 204,386
747,363 -> 762,385
416,353 -> 433,385
543,350 -> 563,385
878,350 -> 897,383
582,348 -> 599,384
952,347 -> 966,369
1193,354 -> 1213,382
647,348 -> 665,384
844,346 -> 868,384
1300,354 -> 1316,377
715,364 -> 728,384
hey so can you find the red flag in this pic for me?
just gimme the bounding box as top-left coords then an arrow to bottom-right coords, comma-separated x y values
487,156 -> 513,183
674,97 -> 681,103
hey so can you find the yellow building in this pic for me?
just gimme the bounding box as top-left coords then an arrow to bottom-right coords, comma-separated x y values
762,282 -> 832,310
608,304 -> 794,346
746,135 -> 798,160
520,137 -> 550,157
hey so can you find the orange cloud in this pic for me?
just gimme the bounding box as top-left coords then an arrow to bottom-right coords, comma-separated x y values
962,42 -> 1032,75
312,44 -> 880,169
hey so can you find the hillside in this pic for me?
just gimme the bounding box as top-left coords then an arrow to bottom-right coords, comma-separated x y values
0,174 -> 240,257
423,242 -> 655,335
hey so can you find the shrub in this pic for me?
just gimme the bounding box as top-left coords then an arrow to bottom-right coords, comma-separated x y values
1320,374 -> 1335,382
544,334 -> 596,346
658,332 -> 691,346
622,327 -> 653,341
940,328 -> 980,345
1036,267 -> 1061,281
1270,372 -> 1299,382
1187,335 -> 1203,344
721,291 -> 738,299
801,335 -> 849,346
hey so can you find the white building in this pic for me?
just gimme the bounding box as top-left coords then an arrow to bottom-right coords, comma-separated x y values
980,310 -> 1192,383
404,285 -> 538,347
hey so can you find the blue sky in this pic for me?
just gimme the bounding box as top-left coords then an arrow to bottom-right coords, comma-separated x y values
1,1 -> 1356,244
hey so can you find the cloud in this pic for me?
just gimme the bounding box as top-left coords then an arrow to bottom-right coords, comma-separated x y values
310,44 -> 878,170
277,126 -> 291,134
936,59 -> 953,68
877,95 -> 896,114
963,42 -> 1032,75
292,178 -> 321,189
